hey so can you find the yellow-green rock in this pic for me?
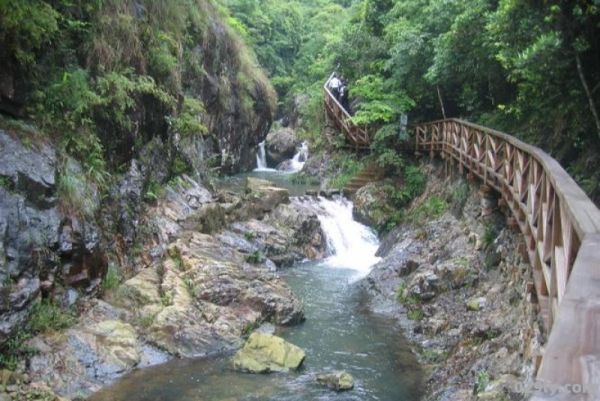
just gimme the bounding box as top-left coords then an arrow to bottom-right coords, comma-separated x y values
466,297 -> 486,311
232,332 -> 305,373
316,370 -> 354,391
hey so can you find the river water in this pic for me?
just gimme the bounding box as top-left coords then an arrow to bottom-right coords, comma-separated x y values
88,172 -> 422,400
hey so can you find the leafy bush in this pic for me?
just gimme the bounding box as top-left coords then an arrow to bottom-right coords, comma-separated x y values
328,154 -> 364,189
350,75 -> 414,126
57,162 -> 100,217
408,195 -> 448,225
0,1 -> 60,66
28,300 -> 77,334
168,97 -> 207,137
476,370 -> 490,394
246,250 -> 265,264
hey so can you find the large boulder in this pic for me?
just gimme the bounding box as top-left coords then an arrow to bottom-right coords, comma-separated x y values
242,177 -> 290,217
232,332 -> 305,373
266,127 -> 299,166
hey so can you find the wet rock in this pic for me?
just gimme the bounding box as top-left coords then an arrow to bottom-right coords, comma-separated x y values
232,332 -> 305,373
316,370 -> 354,391
265,127 -> 299,166
0,131 -> 56,209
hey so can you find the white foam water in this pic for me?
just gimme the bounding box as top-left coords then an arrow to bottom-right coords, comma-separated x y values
287,141 -> 309,173
315,197 -> 380,280
254,140 -> 276,172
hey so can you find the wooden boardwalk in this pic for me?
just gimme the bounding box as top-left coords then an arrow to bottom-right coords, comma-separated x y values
323,73 -> 371,148
415,119 -> 600,401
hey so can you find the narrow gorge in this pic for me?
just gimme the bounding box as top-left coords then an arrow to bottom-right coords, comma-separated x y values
1,1 -> 599,401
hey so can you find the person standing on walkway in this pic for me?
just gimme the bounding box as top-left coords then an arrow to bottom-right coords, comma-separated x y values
328,73 -> 342,100
339,79 -> 351,114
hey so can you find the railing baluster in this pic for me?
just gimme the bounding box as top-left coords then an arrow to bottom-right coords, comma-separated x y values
413,119 -> 600,398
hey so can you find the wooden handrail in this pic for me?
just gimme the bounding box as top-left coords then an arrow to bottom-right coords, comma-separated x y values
323,74 -> 371,148
414,118 -> 600,400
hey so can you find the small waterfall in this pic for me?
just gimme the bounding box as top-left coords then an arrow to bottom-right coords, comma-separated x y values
254,141 -> 274,172
288,141 -> 309,173
315,197 -> 380,279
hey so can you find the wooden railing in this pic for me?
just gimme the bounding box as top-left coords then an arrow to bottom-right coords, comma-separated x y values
323,73 -> 371,148
415,118 -> 600,400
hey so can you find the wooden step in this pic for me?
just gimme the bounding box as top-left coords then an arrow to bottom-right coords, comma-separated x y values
343,162 -> 385,196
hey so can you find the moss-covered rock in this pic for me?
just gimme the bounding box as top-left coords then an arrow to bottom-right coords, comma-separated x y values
316,370 -> 354,391
232,332 -> 305,373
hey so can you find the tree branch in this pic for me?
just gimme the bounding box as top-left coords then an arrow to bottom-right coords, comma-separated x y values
575,52 -> 600,141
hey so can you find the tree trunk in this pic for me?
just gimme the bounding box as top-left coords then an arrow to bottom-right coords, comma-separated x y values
575,52 -> 600,141
436,85 -> 447,119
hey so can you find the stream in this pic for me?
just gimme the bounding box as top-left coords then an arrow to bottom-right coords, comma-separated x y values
88,145 -> 422,400
88,195 -> 422,401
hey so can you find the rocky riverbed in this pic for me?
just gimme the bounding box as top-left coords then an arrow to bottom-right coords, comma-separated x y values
359,165 -> 543,401
7,176 -> 326,400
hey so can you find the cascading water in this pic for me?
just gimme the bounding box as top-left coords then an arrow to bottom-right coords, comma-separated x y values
254,140 -> 309,173
287,141 -> 309,173
254,141 -> 275,172
315,196 -> 380,278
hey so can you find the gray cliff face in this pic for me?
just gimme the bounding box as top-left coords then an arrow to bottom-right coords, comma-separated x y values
0,131 -> 107,343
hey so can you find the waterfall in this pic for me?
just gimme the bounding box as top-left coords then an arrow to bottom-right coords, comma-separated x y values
314,197 -> 380,279
254,140 -> 309,173
288,141 -> 309,173
254,141 -> 275,172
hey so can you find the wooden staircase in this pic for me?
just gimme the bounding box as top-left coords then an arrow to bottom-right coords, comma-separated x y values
343,162 -> 384,197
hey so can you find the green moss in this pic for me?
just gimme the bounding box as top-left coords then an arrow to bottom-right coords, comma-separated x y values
420,348 -> 449,363
407,308 -> 424,321
0,176 -> 14,191
102,264 -> 121,291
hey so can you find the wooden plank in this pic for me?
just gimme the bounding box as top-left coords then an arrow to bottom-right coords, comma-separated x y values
554,246 -> 567,302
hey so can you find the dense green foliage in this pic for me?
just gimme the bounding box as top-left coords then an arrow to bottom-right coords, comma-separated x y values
0,0 -> 274,214
222,0 -> 600,202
